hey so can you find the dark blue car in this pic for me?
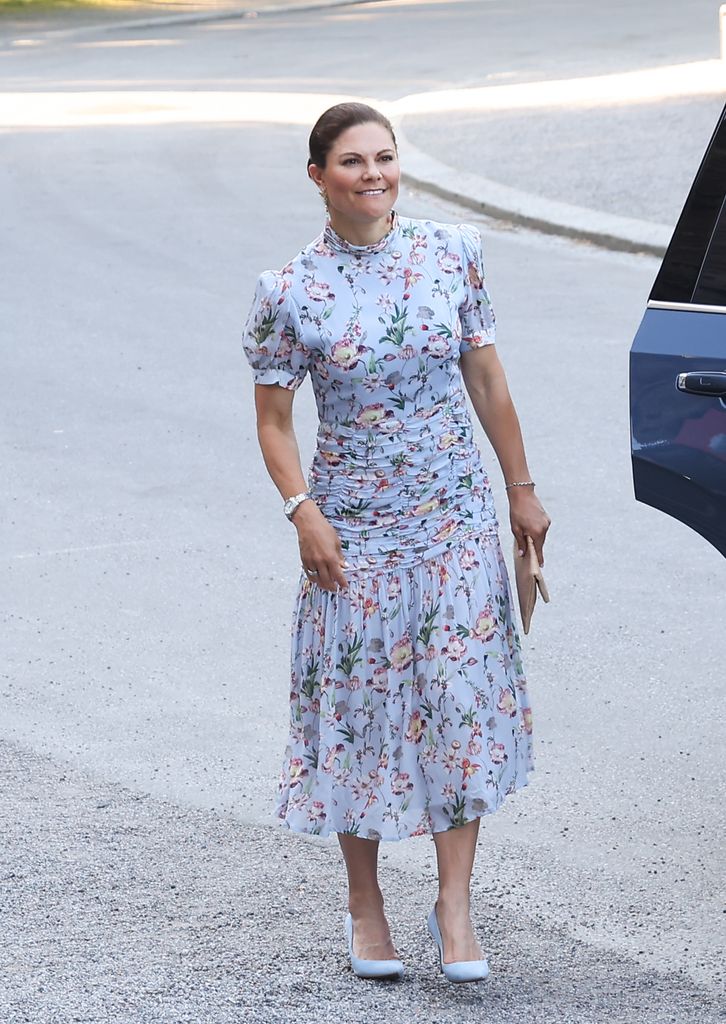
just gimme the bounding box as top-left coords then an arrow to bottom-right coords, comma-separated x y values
630,101 -> 726,558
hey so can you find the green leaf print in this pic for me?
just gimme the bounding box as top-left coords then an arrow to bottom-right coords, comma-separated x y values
338,498 -> 373,518
380,304 -> 414,347
337,722 -> 357,744
417,600 -> 441,646
455,622 -> 471,639
432,322 -> 454,339
459,707 -> 477,728
447,791 -> 469,828
301,658 -> 320,699
420,697 -> 436,722
336,633 -> 364,677
254,308 -> 278,346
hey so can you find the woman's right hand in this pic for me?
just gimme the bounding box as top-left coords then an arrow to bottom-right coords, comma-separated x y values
292,499 -> 348,592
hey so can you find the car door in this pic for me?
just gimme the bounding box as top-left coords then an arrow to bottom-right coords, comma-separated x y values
629,101 -> 726,557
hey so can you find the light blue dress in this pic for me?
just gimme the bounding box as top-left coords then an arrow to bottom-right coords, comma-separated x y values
243,211 -> 534,841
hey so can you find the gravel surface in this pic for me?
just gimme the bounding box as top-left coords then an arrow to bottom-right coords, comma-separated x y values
1,738 -> 722,1024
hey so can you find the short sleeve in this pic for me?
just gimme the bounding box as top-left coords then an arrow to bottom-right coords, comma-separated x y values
242,270 -> 311,390
457,223 -> 496,354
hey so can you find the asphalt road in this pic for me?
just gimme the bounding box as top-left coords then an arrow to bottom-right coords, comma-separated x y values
2,2 -> 724,1021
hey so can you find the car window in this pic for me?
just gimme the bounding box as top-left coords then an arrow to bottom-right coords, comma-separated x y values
650,104 -> 726,305
692,196 -> 726,305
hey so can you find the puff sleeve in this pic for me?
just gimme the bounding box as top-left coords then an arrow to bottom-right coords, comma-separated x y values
457,223 -> 496,353
242,270 -> 312,390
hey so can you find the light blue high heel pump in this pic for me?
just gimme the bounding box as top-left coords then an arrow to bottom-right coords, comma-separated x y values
344,913 -> 405,979
427,904 -> 490,983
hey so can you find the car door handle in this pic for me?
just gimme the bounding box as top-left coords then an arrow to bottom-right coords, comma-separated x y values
676,371 -> 726,397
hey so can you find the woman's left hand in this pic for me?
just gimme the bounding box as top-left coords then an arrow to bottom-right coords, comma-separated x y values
508,489 -> 551,566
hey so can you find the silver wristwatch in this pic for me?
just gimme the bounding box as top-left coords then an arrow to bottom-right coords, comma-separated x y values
283,491 -> 312,521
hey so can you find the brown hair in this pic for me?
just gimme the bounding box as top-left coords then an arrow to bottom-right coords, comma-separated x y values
307,102 -> 397,170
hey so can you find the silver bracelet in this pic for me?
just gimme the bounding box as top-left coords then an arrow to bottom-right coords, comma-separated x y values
505,480 -> 535,489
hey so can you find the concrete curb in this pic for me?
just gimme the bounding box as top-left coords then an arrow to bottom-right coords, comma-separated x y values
8,0 -> 382,40
394,117 -> 672,257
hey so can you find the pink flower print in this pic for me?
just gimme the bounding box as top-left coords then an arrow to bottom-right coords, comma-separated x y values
363,790 -> 380,811
488,739 -> 508,765
403,267 -> 423,290
442,748 -> 458,772
401,344 -> 416,361
351,777 -> 372,801
522,707 -> 533,734
305,279 -> 335,302
460,757 -> 481,778
466,257 -> 483,289
368,768 -> 384,788
371,665 -> 388,692
460,547 -> 478,570
309,800 -> 327,823
387,577 -> 401,600
378,417 -> 404,435
413,497 -> 440,517
322,743 -> 345,773
467,739 -> 482,756
376,293 -> 395,314
472,609 -> 497,641
289,757 -> 308,785
441,782 -> 457,801
437,432 -> 458,450
497,686 -> 517,717
437,250 -> 461,275
379,262 -> 404,285
405,709 -> 426,743
425,334 -> 450,358
432,518 -> 458,543
348,674 -> 363,692
424,643 -> 437,661
362,597 -> 376,620
391,770 -> 414,795
390,636 -> 414,671
445,635 -> 467,661
355,403 -> 387,427
330,338 -> 364,370
319,449 -> 343,466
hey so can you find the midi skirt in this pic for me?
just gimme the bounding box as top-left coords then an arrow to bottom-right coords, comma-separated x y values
272,524 -> 535,842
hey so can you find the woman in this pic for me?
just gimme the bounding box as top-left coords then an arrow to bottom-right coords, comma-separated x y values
242,102 -> 551,983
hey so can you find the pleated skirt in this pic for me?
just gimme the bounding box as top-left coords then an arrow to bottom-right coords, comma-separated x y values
272,526 -> 535,841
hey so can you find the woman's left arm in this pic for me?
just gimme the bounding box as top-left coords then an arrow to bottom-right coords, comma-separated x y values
460,344 -> 552,565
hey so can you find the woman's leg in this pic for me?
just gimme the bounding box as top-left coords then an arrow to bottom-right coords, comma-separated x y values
431,817 -> 484,963
337,833 -> 398,959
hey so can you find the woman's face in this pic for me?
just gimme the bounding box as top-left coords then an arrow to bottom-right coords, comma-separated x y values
309,121 -> 400,224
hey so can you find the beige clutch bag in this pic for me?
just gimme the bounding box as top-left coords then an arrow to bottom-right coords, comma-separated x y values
513,535 -> 550,635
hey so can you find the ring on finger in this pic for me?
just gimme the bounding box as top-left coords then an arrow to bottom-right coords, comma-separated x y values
303,566 -> 319,576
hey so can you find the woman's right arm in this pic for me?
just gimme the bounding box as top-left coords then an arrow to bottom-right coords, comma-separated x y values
253,382 -> 348,592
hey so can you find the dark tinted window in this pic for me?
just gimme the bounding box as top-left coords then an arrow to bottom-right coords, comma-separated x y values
650,104 -> 726,304
692,196 -> 726,305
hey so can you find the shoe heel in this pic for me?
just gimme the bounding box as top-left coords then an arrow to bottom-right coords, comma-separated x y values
426,904 -> 490,984
345,913 -> 405,980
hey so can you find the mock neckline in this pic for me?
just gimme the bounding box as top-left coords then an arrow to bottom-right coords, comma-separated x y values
323,210 -> 400,256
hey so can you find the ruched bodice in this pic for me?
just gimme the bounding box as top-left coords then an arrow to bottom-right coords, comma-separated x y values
243,211 -> 499,569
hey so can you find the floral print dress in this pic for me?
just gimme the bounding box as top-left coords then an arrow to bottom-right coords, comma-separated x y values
242,210 -> 534,841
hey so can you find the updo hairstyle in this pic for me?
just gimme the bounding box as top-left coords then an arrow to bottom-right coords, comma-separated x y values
307,102 -> 398,171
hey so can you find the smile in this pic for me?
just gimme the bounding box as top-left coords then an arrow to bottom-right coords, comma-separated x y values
357,188 -> 386,195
